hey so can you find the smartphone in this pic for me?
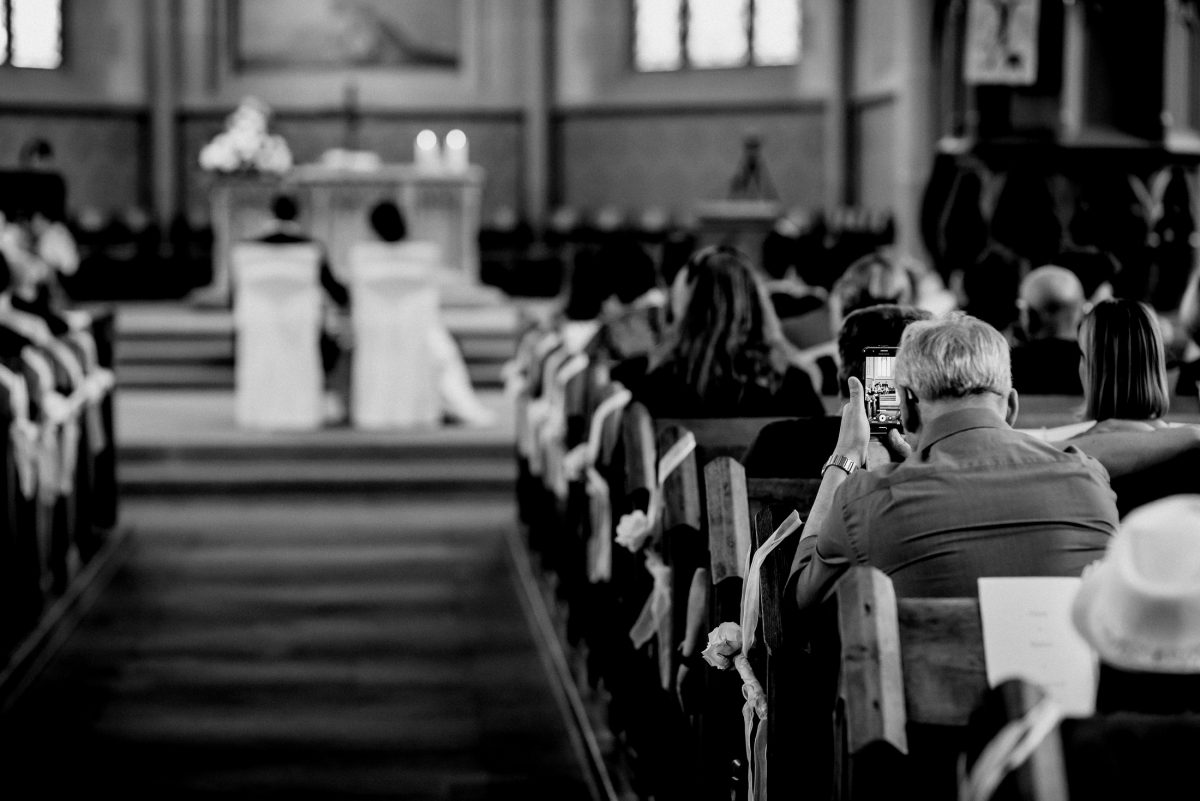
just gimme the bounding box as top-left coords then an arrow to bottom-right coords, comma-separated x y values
863,346 -> 902,436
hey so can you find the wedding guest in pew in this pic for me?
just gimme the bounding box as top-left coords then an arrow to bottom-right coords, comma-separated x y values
1010,265 -> 1086,394
790,313 -> 1118,610
809,248 -> 945,394
626,244 -> 825,418
1062,298 -> 1200,513
585,233 -> 667,388
960,499 -> 1200,801
742,303 -> 932,477
1072,494 -> 1200,714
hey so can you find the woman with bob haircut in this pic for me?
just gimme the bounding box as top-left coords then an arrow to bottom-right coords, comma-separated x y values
631,244 -> 825,418
1077,298 -> 1170,426
1065,298 -> 1200,515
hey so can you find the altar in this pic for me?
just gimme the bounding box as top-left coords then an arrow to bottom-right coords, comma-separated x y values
200,163 -> 485,305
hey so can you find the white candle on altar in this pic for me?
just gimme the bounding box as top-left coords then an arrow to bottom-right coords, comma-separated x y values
444,129 -> 469,173
414,129 -> 441,172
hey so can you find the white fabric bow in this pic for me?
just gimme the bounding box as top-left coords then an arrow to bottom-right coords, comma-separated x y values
702,510 -> 804,801
614,431 -> 697,554
629,550 -> 675,689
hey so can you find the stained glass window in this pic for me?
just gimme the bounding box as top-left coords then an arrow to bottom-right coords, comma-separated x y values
1,0 -> 63,70
633,0 -> 801,72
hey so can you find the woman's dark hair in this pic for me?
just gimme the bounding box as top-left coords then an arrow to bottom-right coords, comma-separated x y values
654,245 -> 793,403
561,248 -> 612,321
369,200 -> 408,243
598,235 -> 657,305
1079,298 -> 1169,421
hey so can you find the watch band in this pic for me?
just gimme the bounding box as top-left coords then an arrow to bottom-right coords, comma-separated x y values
821,453 -> 858,478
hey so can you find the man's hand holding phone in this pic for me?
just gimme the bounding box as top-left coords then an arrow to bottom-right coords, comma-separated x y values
835,377 -> 871,467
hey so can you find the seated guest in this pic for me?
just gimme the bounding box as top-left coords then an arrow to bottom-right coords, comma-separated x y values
961,241 -> 1027,335
828,249 -> 917,336
1076,299 -> 1169,430
587,234 -> 667,387
1072,494 -> 1200,714
1011,265 -> 1085,394
364,200 -> 494,427
0,214 -> 71,336
1063,299 -> 1200,512
629,245 -> 825,418
790,313 -> 1118,611
254,193 -> 350,420
742,304 -> 932,477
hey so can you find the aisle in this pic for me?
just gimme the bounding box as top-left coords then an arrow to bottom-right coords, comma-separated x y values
0,496 -> 591,800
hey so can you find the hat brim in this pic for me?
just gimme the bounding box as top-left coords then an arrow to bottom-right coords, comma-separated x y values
1073,559 -> 1200,674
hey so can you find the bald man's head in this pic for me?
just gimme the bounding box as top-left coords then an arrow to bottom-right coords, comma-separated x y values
1019,265 -> 1086,340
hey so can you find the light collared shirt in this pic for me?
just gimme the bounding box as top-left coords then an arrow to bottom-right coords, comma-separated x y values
790,407 -> 1119,611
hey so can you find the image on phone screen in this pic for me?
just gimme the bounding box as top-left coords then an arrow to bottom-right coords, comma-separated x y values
863,347 -> 901,433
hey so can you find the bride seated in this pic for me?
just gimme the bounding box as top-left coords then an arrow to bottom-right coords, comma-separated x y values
350,201 -> 494,428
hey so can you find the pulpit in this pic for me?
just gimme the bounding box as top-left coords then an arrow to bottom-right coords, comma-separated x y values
201,163 -> 484,306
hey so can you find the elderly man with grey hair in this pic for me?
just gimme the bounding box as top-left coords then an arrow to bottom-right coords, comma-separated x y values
789,313 -> 1119,613
1011,264 -> 1086,394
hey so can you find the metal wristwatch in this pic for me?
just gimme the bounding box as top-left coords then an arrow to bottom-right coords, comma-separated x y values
821,453 -> 858,478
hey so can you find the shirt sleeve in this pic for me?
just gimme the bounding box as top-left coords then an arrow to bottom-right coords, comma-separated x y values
787,488 -> 859,613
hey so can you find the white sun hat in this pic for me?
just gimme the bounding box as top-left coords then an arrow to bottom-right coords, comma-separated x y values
1072,495 -> 1200,673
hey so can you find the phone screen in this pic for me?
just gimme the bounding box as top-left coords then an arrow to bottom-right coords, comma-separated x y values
863,347 -> 902,434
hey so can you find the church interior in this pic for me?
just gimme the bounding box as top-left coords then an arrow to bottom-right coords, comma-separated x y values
2,1 -> 1200,799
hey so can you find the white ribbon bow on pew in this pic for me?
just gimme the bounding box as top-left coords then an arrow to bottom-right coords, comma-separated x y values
628,550 -> 674,690
614,431 -> 697,554
22,348 -> 68,504
514,332 -> 562,463
523,346 -> 573,476
542,353 -> 590,500
702,509 -> 804,801
559,386 -> 634,584
0,364 -> 38,500
958,696 -> 1063,801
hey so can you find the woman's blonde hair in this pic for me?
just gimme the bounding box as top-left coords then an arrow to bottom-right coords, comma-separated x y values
1079,299 -> 1169,421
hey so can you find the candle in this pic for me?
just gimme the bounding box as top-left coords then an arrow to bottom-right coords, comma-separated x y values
414,129 -> 441,172
444,129 -> 469,173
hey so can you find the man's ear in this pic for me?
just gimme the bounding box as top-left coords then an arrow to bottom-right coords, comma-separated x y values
900,388 -> 921,435
1003,388 -> 1020,427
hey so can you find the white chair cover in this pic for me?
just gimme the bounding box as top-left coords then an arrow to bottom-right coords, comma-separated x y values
232,243 -> 324,430
348,241 -> 442,429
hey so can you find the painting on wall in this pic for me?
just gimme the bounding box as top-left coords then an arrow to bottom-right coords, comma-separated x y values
233,0 -> 462,70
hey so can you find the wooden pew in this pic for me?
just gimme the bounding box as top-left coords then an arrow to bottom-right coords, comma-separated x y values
654,416 -> 791,473
823,566 -> 1065,801
702,455 -> 822,801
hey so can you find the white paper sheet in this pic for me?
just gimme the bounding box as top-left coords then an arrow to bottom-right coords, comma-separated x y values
978,577 -> 1097,716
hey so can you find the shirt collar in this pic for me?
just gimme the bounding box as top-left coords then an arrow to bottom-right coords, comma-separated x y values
916,406 -> 1009,456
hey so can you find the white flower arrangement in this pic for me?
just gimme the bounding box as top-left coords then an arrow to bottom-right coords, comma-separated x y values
199,96 -> 293,176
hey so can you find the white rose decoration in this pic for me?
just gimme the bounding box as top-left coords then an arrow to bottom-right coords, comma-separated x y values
701,622 -> 744,670
615,509 -> 653,553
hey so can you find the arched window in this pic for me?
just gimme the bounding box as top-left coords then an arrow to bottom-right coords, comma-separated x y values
634,0 -> 801,72
1,0 -> 63,70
